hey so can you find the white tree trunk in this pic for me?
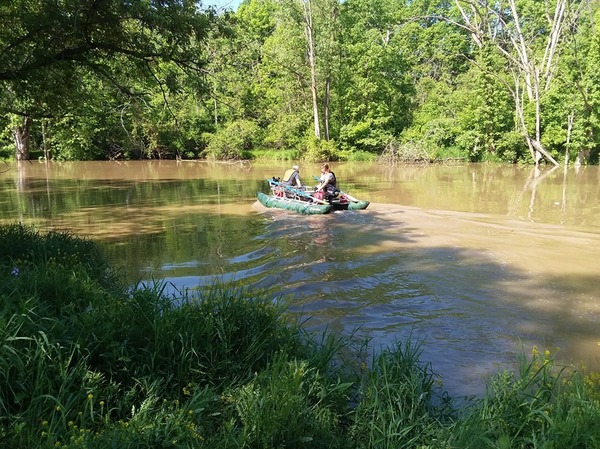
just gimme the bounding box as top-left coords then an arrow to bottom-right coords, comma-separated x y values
13,116 -> 31,161
454,0 -> 578,166
303,0 -> 321,139
324,76 -> 330,141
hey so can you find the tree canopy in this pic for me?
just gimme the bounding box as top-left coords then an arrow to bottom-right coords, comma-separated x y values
1,0 -> 599,164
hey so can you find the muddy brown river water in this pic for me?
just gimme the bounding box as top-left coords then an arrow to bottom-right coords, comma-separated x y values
1,160 -> 599,397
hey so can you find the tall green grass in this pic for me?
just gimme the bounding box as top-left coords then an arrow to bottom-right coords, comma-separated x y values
2,224 -> 600,448
350,340 -> 449,449
449,348 -> 600,448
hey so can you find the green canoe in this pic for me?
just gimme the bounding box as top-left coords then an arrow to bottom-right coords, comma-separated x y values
257,192 -> 333,215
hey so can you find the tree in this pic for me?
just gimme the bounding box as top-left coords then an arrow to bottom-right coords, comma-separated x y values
338,0 -> 462,154
303,0 -> 322,139
454,0 -> 583,165
0,0 -> 212,159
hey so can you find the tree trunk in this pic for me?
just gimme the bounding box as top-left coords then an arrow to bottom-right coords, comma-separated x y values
515,78 -> 559,166
454,0 -> 577,166
13,116 -> 31,161
42,119 -> 50,160
324,75 -> 330,141
303,0 -> 321,139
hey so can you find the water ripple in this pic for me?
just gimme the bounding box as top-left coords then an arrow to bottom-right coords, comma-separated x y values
153,205 -> 600,398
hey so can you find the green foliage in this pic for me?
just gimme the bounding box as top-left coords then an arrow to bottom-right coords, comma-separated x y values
71,386 -> 221,449
400,77 -> 455,157
233,354 -> 350,448
490,131 -> 525,163
351,340 -> 445,449
262,114 -> 306,151
450,348 -> 600,449
204,120 -> 261,160
0,223 -> 117,290
1,0 -> 599,163
0,0 -> 214,160
304,136 -> 339,162
451,52 -> 516,163
338,118 -> 394,154
0,0 -> 210,105
337,0 -> 414,151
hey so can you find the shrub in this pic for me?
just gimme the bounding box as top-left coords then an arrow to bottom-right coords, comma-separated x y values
233,354 -> 350,449
204,120 -> 261,160
94,283 -> 299,390
303,136 -> 339,162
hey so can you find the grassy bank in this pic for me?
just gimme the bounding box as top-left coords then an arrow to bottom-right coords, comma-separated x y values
2,224 -> 600,448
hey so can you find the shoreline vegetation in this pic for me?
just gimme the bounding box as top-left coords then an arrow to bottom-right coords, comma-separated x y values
2,224 -> 600,448
3,1 -> 600,166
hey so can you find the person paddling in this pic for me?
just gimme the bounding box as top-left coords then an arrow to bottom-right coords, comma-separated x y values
315,163 -> 339,200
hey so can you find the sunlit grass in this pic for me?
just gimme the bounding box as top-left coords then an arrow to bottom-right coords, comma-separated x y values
350,340 -> 451,449
448,347 -> 600,448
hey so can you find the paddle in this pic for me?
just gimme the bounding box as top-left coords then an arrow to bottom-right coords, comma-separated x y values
312,175 -> 360,202
267,179 -> 330,205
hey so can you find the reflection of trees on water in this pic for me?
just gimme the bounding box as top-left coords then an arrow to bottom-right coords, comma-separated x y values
524,165 -> 559,220
0,161 -> 10,175
507,164 -> 599,225
11,161 -> 61,223
14,161 -> 35,223
3,167 -> 265,228
561,165 -> 569,214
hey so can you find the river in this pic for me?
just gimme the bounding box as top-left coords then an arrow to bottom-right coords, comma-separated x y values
1,160 -> 599,397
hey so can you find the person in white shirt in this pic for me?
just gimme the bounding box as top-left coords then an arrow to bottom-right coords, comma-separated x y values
316,163 -> 336,195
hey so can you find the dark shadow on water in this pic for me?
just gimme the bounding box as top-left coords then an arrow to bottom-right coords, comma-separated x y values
101,205 -> 600,399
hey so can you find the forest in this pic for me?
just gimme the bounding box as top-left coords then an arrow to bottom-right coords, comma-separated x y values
1,0 -> 599,165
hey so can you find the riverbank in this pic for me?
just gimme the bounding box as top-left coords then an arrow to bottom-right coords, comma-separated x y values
2,224 -> 600,448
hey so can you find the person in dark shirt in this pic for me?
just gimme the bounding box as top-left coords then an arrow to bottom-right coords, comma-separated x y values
282,165 -> 303,187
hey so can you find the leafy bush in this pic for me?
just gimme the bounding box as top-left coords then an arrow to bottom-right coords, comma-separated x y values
304,136 -> 339,162
204,120 -> 261,160
338,118 -> 394,154
233,354 -> 350,449
83,283 -> 301,392
494,131 -> 527,163
263,114 -> 306,151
